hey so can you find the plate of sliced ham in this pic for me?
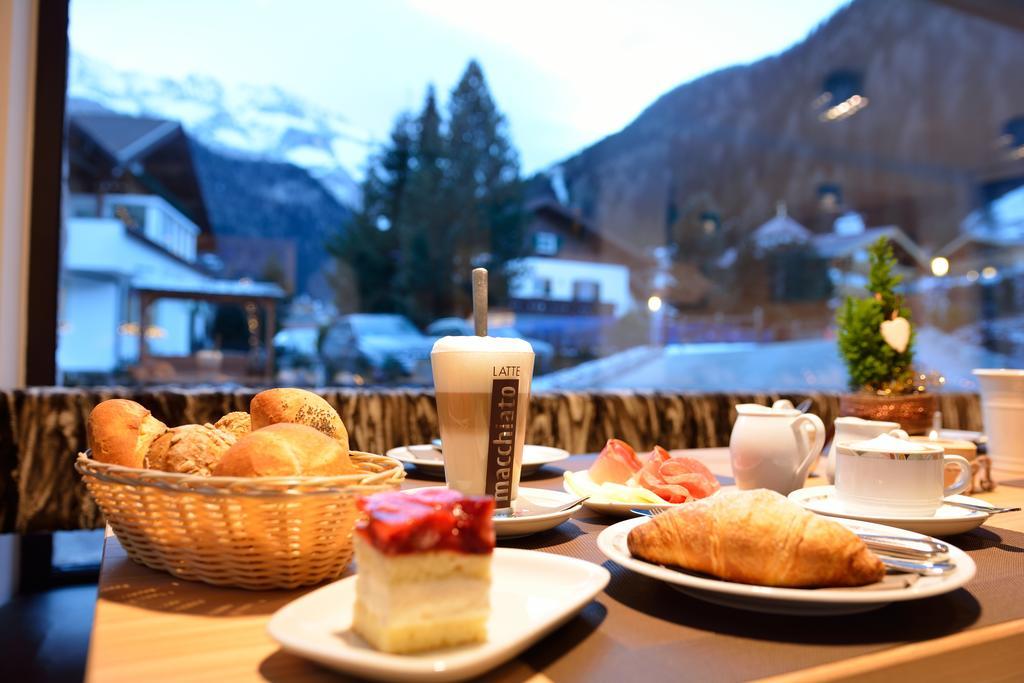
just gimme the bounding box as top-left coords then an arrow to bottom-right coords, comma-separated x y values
563,439 -> 721,517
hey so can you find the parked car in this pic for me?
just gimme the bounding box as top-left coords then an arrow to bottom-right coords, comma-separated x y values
321,314 -> 434,384
425,317 -> 555,372
273,326 -> 325,385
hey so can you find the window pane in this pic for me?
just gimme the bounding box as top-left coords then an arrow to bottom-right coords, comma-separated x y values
61,0 -> 1024,391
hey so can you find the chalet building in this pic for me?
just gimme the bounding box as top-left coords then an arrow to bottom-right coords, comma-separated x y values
513,198 -> 638,315
508,194 -> 651,351
62,112 -> 283,383
944,185 -> 1024,280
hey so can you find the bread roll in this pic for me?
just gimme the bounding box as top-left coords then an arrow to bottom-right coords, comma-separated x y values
214,411 -> 251,438
627,489 -> 884,588
250,388 -> 349,452
147,424 -> 236,476
88,399 -> 167,468
213,423 -> 360,477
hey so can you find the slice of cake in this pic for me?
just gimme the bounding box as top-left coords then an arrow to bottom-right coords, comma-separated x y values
353,488 -> 495,653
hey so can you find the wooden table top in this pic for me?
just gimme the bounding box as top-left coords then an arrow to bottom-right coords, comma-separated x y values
85,449 -> 1024,683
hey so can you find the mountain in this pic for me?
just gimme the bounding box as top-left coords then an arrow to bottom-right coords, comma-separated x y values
550,0 -> 1024,253
190,140 -> 351,299
67,52 -> 362,208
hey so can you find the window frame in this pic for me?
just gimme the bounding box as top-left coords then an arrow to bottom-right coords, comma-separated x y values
20,0 -> 87,592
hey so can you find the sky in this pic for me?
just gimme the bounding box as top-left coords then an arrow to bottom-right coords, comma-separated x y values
69,0 -> 850,174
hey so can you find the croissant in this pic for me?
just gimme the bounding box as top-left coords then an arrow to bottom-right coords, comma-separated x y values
627,489 -> 884,587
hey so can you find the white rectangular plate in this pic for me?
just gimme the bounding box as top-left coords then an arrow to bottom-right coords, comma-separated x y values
268,548 -> 609,682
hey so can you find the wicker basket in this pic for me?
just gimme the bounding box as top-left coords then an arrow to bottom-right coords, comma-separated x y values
76,451 -> 405,590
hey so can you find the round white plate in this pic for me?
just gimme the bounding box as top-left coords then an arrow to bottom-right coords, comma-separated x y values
387,445 -> 569,477
402,486 -> 583,539
562,470 -> 689,518
597,516 -> 975,616
576,498 -> 680,518
788,486 -> 994,536
268,548 -> 609,682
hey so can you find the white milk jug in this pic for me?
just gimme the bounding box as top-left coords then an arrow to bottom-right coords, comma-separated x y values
729,401 -> 826,494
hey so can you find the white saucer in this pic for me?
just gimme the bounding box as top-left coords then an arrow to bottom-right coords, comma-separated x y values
938,429 -> 986,446
597,516 -> 975,616
387,445 -> 569,477
402,486 -> 583,539
788,486 -> 994,536
268,548 -> 609,682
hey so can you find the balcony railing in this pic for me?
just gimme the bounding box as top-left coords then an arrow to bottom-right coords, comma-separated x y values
509,297 -> 615,316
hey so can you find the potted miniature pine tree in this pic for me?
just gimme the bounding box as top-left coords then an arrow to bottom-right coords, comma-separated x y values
836,237 -> 937,433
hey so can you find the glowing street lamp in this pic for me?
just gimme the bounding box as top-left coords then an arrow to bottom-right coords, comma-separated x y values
930,256 -> 949,277
647,295 -> 663,313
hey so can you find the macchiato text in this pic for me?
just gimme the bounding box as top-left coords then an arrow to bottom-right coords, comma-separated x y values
486,378 -> 519,507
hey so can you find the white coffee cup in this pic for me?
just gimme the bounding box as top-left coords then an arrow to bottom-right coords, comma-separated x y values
729,401 -> 826,495
835,430 -> 972,517
973,369 -> 1024,478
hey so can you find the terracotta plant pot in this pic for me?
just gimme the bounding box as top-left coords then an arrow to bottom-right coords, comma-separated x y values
838,392 -> 938,435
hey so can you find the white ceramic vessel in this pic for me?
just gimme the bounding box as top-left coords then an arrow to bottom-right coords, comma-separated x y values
387,445 -> 569,478
835,430 -> 971,517
789,487 -> 995,536
973,369 -> 1024,478
825,416 -> 899,484
729,401 -> 825,494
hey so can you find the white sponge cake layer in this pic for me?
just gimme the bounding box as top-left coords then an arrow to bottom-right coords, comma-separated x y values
354,604 -> 487,655
353,536 -> 491,654
357,538 -> 491,582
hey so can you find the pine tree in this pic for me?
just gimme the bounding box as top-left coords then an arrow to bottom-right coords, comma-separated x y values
445,60 -> 523,312
326,114 -> 414,312
836,237 -> 916,393
396,86 -> 451,326
328,60 -> 524,324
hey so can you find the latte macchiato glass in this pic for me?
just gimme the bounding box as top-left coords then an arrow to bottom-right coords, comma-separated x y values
431,336 -> 534,513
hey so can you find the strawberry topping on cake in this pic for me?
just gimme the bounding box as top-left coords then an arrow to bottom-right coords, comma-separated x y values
357,488 -> 495,555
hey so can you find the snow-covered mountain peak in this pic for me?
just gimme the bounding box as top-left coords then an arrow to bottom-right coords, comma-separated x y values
67,52 -> 363,208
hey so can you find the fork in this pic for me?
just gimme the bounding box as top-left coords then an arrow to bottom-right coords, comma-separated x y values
943,499 -> 1020,515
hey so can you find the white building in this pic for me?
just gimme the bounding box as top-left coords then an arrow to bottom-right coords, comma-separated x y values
511,256 -> 632,317
62,112 -> 284,381
509,198 -> 641,319
60,193 -> 283,377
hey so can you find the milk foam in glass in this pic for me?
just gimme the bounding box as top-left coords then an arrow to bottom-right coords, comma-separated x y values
431,336 -> 534,513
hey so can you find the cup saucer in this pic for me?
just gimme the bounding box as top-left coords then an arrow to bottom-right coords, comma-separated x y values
788,485 -> 994,536
401,486 -> 582,539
